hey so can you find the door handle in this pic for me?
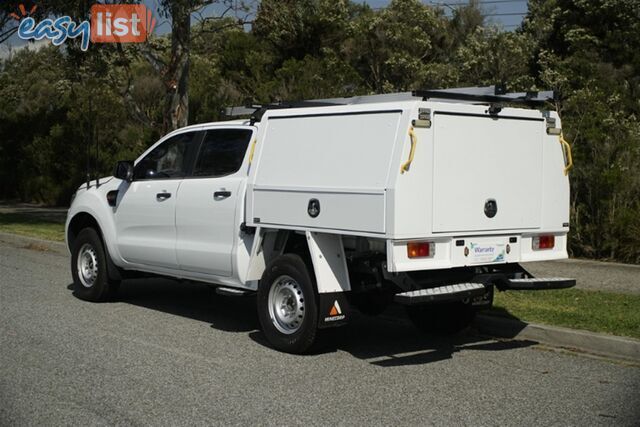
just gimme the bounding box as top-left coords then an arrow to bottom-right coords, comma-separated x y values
156,192 -> 172,201
213,190 -> 232,199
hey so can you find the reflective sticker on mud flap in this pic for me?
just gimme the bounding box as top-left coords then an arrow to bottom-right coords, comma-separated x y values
318,292 -> 349,329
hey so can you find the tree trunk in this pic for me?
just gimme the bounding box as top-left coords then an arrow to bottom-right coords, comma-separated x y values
163,3 -> 191,133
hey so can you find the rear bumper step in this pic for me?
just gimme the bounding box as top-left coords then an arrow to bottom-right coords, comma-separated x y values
394,283 -> 486,305
393,276 -> 575,306
503,277 -> 576,290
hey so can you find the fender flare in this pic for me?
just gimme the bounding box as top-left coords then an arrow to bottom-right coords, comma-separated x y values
67,210 -> 122,281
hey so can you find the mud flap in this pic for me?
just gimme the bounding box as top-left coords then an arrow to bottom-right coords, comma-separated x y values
317,292 -> 350,329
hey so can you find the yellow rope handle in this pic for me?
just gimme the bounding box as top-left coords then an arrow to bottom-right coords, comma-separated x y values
559,133 -> 573,175
248,138 -> 258,164
401,127 -> 417,174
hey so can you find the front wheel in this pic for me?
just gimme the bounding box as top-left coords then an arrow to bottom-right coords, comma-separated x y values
71,228 -> 119,302
257,254 -> 319,354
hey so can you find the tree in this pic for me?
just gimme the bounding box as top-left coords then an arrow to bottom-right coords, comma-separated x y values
141,0 -> 252,132
348,0 -> 449,92
522,0 -> 640,262
455,27 -> 536,89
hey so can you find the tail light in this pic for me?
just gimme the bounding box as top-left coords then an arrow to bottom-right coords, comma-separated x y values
532,235 -> 555,250
407,241 -> 435,258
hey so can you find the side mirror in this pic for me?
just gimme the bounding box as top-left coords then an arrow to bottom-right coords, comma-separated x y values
114,160 -> 134,182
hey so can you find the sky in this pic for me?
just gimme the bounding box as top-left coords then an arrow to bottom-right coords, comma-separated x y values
1,0 -> 529,57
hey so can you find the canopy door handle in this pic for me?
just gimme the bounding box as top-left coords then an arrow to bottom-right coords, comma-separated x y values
559,133 -> 573,175
401,127 -> 417,174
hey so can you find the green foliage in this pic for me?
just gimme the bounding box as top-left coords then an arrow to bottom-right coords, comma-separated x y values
455,28 -> 536,90
0,45 -> 158,205
526,0 -> 640,262
351,0 -> 440,91
0,0 -> 638,262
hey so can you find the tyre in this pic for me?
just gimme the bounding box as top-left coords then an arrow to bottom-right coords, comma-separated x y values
71,227 -> 119,302
257,254 -> 319,354
406,301 -> 476,335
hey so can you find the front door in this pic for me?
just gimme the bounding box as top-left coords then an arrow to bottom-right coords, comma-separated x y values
115,130 -> 201,268
175,127 -> 253,276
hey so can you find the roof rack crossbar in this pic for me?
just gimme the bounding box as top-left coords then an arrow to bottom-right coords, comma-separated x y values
222,86 -> 556,122
414,87 -> 555,107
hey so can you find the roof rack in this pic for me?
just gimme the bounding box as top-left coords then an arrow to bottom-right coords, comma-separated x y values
223,86 -> 556,123
225,101 -> 341,124
414,86 -> 555,107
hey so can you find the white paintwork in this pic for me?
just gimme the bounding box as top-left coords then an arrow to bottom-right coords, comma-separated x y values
111,126 -> 205,269
66,122 -> 255,290
252,188 -> 386,233
305,232 -> 351,293
66,100 -> 571,294
245,227 -> 266,282
253,109 -> 401,189
386,103 -> 569,242
174,125 -> 255,277
431,113 -> 543,232
247,104 -> 409,235
115,179 -> 181,268
175,176 -> 242,276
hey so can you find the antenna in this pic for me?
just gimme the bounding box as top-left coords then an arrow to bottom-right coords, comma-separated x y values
84,94 -> 101,189
86,97 -> 91,189
95,115 -> 100,188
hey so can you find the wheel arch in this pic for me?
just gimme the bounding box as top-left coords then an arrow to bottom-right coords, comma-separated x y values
246,228 -> 351,294
67,212 -> 101,250
67,211 -> 122,281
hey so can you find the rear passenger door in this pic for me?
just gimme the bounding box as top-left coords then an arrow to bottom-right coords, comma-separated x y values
175,127 -> 254,277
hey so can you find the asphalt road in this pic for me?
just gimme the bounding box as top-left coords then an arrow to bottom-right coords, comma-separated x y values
1,235 -> 639,426
523,259 -> 640,295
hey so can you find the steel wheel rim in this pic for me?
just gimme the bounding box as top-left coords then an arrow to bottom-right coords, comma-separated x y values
268,275 -> 305,334
77,243 -> 99,288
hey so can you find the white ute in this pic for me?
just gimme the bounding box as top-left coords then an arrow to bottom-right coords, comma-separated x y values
66,87 -> 576,353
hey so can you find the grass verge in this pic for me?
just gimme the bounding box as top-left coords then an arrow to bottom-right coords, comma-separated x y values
489,288 -> 640,340
0,212 -> 65,242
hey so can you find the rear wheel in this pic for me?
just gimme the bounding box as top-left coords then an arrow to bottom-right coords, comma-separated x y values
257,254 -> 319,354
71,228 -> 119,302
406,302 -> 476,335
